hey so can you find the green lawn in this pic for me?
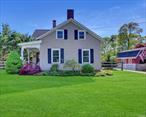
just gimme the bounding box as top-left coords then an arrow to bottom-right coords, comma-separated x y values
0,70 -> 146,117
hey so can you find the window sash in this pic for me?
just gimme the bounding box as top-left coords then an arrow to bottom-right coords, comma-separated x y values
78,30 -> 86,40
56,30 -> 64,39
82,50 -> 90,63
52,49 -> 60,63
79,32 -> 85,39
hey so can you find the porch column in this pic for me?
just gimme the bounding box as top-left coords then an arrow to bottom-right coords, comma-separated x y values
21,47 -> 24,61
27,49 -> 30,63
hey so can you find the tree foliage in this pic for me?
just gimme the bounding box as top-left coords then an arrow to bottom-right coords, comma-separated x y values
118,22 -> 143,50
102,22 -> 145,62
0,24 -> 33,60
5,51 -> 22,74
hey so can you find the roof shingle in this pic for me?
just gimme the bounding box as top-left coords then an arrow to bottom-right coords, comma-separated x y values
32,29 -> 50,38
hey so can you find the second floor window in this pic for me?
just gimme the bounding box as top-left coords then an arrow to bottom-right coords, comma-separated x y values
78,30 -> 86,40
56,30 -> 64,39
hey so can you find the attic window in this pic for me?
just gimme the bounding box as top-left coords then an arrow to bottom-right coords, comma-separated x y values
78,30 -> 86,40
56,30 -> 64,39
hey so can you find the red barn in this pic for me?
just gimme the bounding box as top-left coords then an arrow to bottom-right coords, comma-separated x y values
117,47 -> 146,71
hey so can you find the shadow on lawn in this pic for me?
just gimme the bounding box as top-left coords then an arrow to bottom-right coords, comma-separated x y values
0,71 -> 95,95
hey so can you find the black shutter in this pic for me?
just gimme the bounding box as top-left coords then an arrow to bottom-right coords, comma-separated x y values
48,48 -> 51,64
74,30 -> 78,40
64,29 -> 68,40
60,48 -> 64,63
90,49 -> 94,63
78,49 -> 82,64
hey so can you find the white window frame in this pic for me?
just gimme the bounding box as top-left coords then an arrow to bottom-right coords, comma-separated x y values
82,49 -> 90,63
56,30 -> 64,39
51,49 -> 60,64
78,30 -> 86,40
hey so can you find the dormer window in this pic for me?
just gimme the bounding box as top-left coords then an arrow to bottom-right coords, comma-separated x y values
56,30 -> 64,39
78,30 -> 86,40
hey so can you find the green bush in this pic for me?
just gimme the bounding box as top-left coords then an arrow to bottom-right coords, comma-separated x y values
34,71 -> 49,76
81,64 -> 95,73
50,64 -> 59,73
63,59 -> 80,71
5,51 -> 22,74
59,70 -> 81,76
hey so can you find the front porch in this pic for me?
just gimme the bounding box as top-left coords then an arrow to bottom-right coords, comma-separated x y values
18,40 -> 42,65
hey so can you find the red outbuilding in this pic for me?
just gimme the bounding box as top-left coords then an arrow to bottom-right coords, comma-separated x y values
117,47 -> 146,71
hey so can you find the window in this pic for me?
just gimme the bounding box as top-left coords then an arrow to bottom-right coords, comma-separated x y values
56,30 -> 64,39
78,30 -> 86,39
82,49 -> 90,63
52,49 -> 60,63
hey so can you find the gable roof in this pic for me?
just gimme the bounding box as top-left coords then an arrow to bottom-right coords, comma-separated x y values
36,19 -> 102,41
117,50 -> 141,58
32,29 -> 50,38
117,47 -> 146,59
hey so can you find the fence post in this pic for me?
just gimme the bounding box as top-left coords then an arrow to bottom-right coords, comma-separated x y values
121,62 -> 123,71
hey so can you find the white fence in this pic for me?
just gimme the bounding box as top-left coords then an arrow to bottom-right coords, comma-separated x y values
117,63 -> 146,71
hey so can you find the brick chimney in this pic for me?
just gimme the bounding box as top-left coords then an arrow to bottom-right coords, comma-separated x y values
67,9 -> 74,20
52,20 -> 56,28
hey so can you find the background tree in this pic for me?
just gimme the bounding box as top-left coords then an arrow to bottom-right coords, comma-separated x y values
0,24 -> 33,60
102,35 -> 118,62
118,22 -> 143,50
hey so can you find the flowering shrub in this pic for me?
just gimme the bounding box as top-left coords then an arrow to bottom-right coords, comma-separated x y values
19,63 -> 41,75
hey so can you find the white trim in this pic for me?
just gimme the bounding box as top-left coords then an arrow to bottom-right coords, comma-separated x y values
18,40 -> 41,51
117,57 -> 136,59
18,40 -> 42,46
36,19 -> 102,41
51,49 -> 60,64
78,30 -> 86,40
82,49 -> 90,64
56,30 -> 64,39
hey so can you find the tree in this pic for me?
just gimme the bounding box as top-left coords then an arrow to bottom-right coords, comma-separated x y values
110,35 -> 118,55
5,51 -> 22,74
102,36 -> 118,62
0,23 -> 33,60
118,22 -> 143,50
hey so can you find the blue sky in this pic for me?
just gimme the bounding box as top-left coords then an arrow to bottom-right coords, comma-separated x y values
0,0 -> 146,37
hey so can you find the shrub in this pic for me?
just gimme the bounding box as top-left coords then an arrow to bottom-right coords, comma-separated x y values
64,60 -> 80,71
34,71 -> 49,76
50,64 -> 59,73
81,64 -> 95,73
59,70 -> 81,76
19,63 -> 41,75
5,51 -> 22,74
104,70 -> 113,76
95,71 -> 106,77
95,70 -> 113,77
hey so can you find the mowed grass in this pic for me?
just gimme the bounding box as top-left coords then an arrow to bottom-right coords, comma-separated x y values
0,70 -> 146,117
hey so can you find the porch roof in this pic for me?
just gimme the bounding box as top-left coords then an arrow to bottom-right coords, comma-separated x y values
18,40 -> 42,49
